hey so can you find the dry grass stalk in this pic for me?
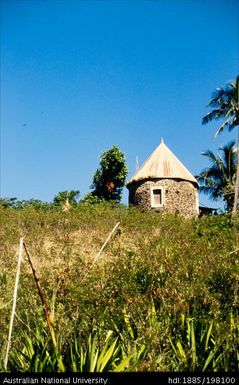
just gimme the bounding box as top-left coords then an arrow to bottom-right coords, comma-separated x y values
81,221 -> 120,283
4,237 -> 24,370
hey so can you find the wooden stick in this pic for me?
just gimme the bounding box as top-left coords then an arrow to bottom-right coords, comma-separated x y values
4,238 -> 24,370
22,241 -> 56,346
81,222 -> 120,283
23,241 -> 65,372
92,222 -> 120,265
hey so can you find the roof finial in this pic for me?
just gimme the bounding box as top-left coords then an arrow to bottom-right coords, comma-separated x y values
161,137 -> 164,144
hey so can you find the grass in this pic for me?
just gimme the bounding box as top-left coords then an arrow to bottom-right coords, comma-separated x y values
0,203 -> 238,371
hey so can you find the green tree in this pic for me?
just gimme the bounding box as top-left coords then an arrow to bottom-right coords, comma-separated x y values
197,141 -> 237,211
80,192 -> 103,205
0,197 -> 18,208
202,76 -> 239,212
0,197 -> 49,210
91,145 -> 128,202
53,190 -> 80,207
20,199 -> 50,210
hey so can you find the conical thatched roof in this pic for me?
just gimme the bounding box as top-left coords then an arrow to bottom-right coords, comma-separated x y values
126,140 -> 199,188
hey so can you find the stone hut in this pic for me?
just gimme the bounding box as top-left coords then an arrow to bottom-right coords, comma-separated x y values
126,140 -> 199,218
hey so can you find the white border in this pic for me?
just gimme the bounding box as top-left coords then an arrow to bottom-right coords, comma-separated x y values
151,187 -> 164,207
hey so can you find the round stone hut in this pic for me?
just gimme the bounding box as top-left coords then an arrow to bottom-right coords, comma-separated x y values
126,140 -> 199,218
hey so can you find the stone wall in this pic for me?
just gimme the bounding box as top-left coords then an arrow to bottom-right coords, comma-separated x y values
128,178 -> 198,218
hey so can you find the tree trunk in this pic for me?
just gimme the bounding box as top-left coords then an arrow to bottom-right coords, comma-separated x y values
233,128 -> 239,215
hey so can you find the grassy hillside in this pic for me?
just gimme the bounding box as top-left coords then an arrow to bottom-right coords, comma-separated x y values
0,204 -> 238,371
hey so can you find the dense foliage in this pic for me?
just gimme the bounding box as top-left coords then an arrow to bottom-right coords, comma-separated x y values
202,75 -> 239,213
91,145 -> 128,202
197,141 -> 237,211
53,190 -> 80,207
0,204 -> 238,371
202,76 -> 239,137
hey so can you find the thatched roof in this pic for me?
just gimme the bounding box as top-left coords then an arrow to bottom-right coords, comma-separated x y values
126,139 -> 199,188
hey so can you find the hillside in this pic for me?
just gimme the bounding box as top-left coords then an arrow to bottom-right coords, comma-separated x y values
0,204 -> 238,371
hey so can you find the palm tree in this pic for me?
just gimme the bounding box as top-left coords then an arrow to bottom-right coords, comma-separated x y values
202,76 -> 239,213
197,141 -> 237,212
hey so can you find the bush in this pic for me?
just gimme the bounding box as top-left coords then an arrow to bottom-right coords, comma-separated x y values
0,205 -> 238,371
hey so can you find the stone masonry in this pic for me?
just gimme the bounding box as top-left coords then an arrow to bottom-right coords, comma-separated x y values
128,178 -> 198,218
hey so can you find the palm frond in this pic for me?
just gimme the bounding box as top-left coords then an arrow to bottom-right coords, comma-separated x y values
214,119 -> 233,137
202,76 -> 239,135
202,109 -> 227,125
198,141 -> 237,210
201,150 -> 217,163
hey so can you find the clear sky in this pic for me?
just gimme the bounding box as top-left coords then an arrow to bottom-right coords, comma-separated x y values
1,0 -> 238,207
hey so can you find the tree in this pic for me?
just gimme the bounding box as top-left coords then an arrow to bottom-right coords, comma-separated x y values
197,141 -> 237,212
202,76 -> 239,213
91,145 -> 128,202
0,197 -> 49,210
19,199 -> 50,210
80,192 -> 102,205
0,197 -> 18,208
53,190 -> 80,207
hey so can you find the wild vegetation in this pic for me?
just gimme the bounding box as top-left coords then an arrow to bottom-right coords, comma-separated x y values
197,141 -> 237,211
0,203 -> 238,372
1,78 -> 238,372
202,75 -> 239,213
83,145 -> 128,203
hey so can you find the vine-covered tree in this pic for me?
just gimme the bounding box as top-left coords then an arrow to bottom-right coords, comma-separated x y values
197,141 -> 237,211
91,145 -> 128,202
202,76 -> 239,212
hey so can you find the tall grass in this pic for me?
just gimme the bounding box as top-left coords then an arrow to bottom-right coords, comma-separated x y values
0,204 -> 238,371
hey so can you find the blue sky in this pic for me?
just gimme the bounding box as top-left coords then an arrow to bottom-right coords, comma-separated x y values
1,0 -> 238,207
